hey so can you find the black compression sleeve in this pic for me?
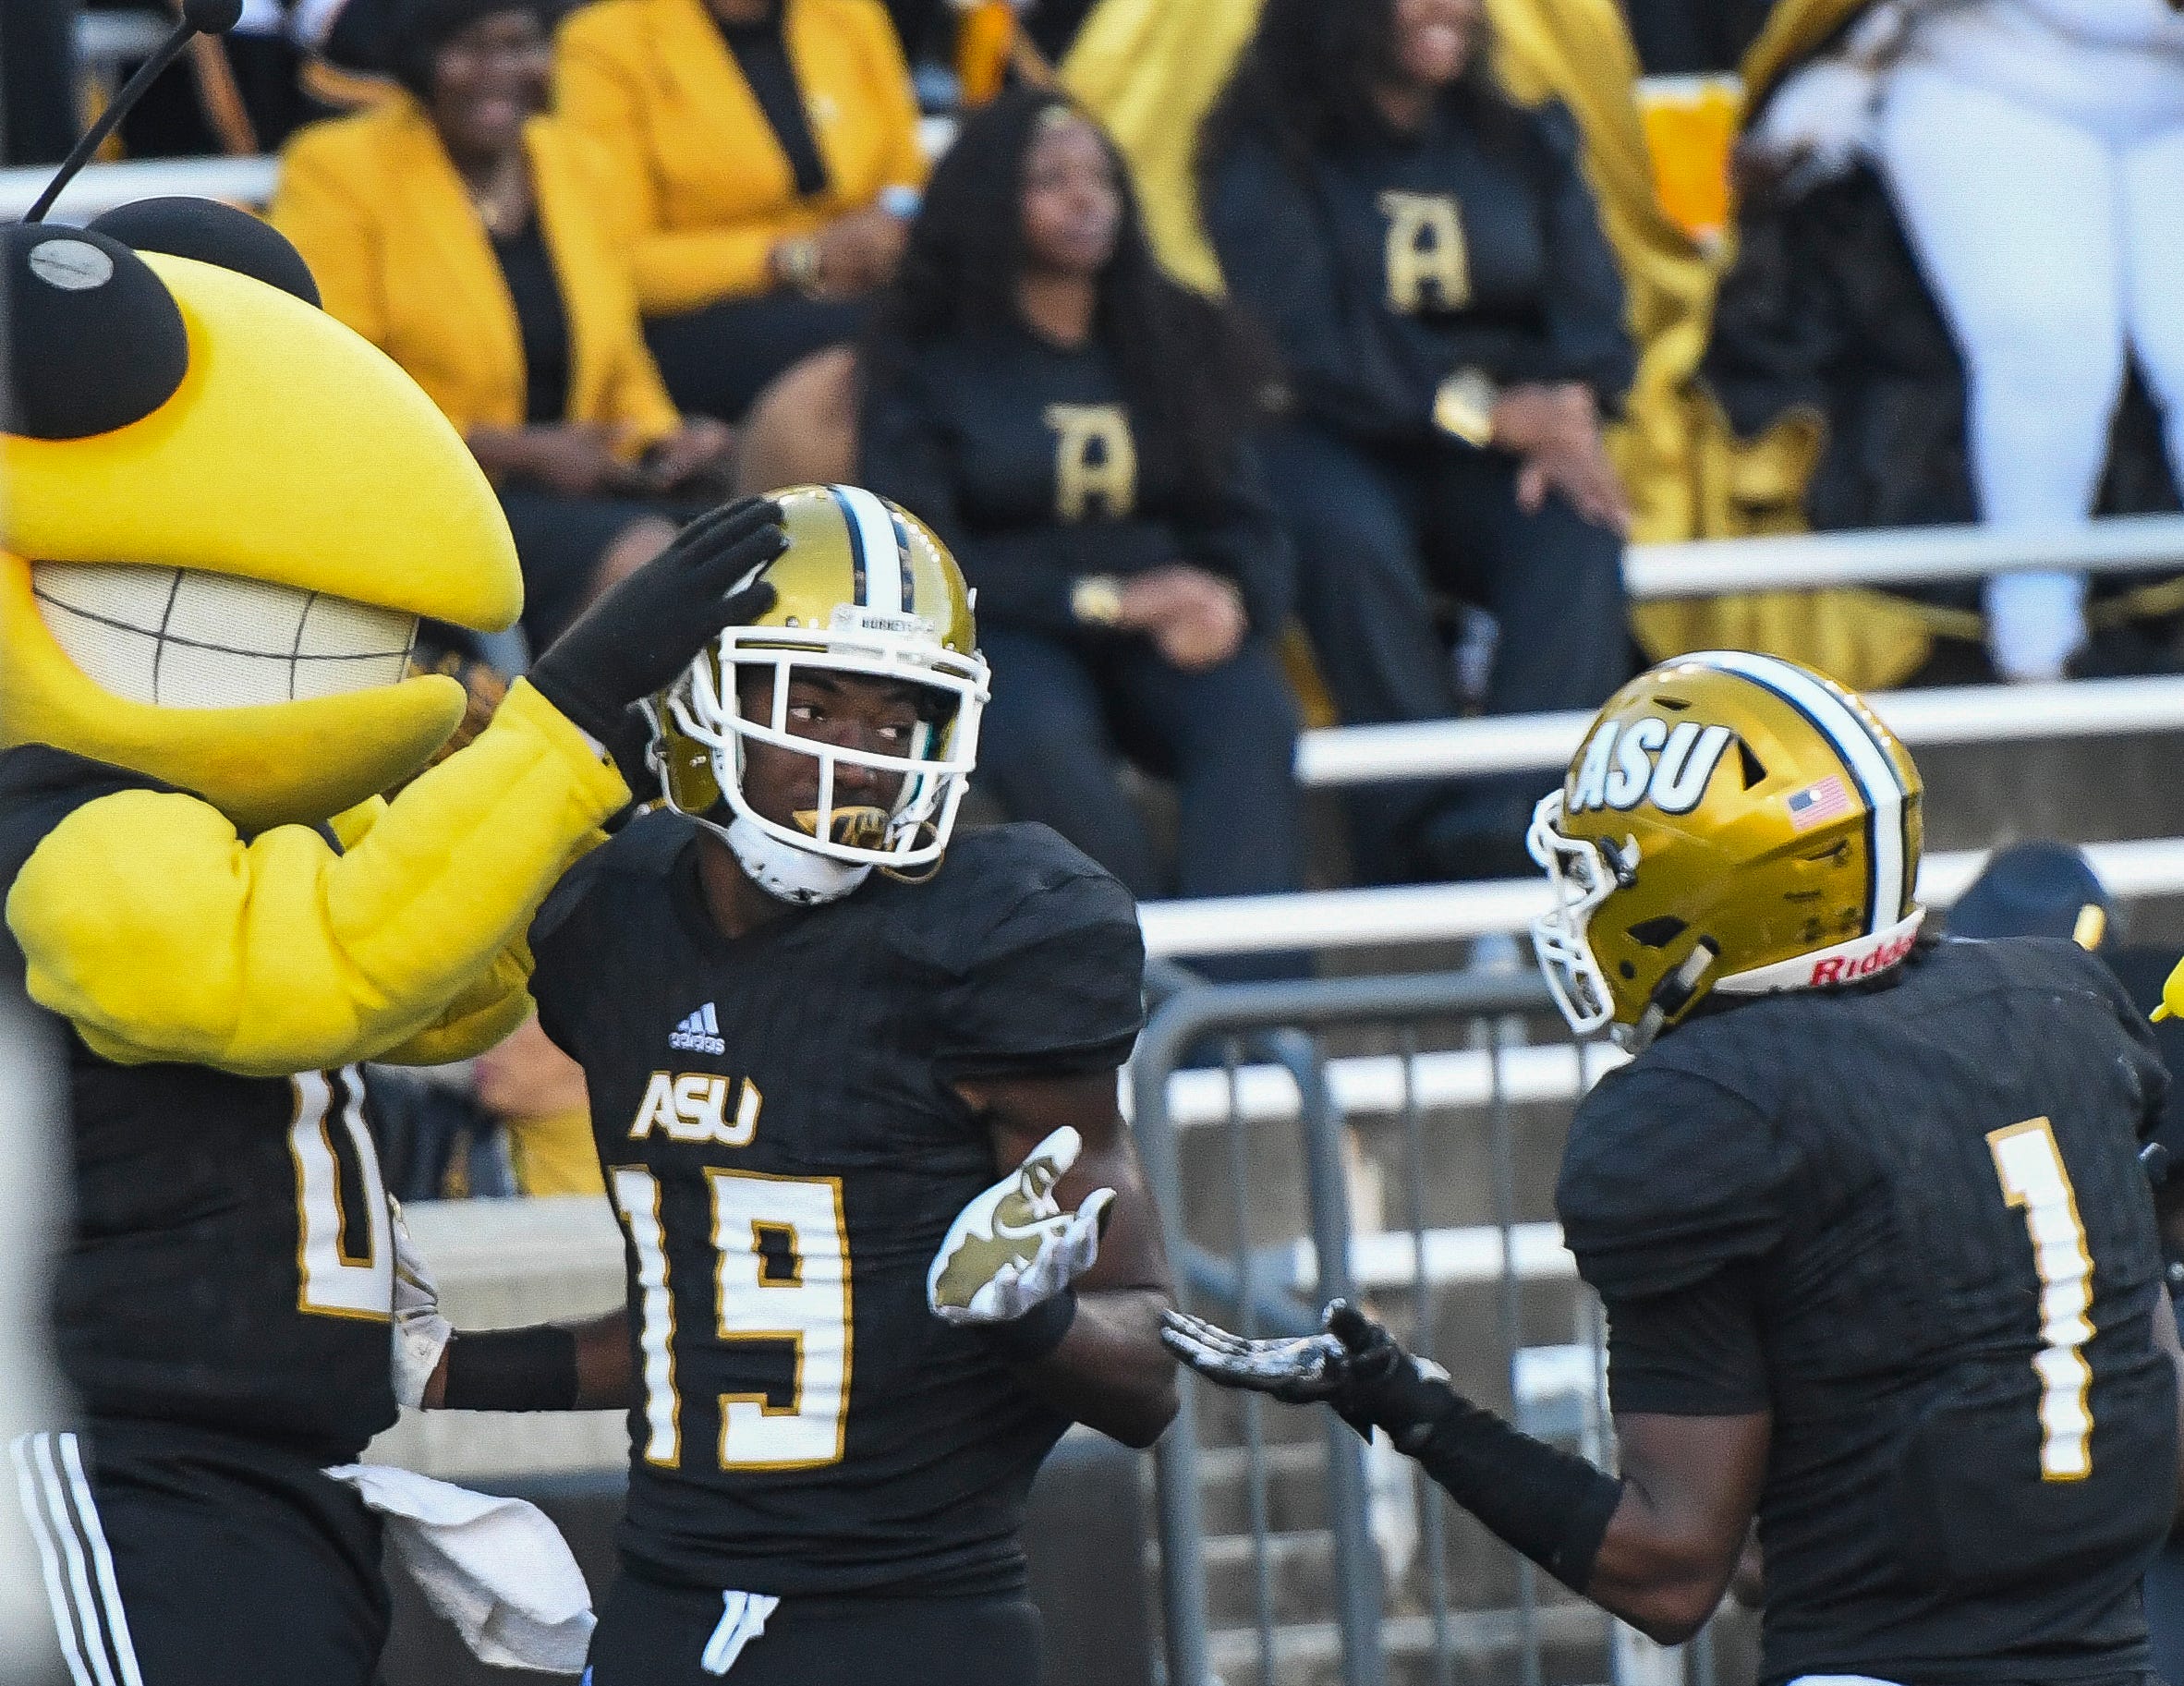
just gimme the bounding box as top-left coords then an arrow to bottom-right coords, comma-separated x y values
1400,1398 -> 1626,1592
440,1326 -> 581,1412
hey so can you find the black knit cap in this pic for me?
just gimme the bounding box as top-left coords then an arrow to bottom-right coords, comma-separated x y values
1946,840 -> 2117,948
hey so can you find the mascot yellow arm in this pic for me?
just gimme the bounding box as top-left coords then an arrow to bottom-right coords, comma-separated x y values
315,790 -> 555,1065
324,788 -> 592,1067
373,936 -> 541,1067
6,681 -> 625,1077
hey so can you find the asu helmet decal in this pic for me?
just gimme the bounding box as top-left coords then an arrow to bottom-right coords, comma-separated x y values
1528,649 -> 1923,1047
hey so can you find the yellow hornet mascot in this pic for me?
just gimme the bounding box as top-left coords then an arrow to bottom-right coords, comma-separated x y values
0,171 -> 783,1680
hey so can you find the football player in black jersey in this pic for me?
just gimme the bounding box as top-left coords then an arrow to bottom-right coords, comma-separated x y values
411,486 -> 1178,1686
1167,649 -> 2184,1686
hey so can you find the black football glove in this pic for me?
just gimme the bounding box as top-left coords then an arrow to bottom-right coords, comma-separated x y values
1160,1299 -> 1456,1446
527,496 -> 786,750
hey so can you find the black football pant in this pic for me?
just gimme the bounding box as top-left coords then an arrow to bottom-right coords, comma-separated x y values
585,1571 -> 1041,1686
1260,418 -> 1633,882
10,1420 -> 388,1686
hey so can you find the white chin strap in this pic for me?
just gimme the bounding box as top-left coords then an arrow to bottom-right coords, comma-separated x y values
720,813 -> 872,906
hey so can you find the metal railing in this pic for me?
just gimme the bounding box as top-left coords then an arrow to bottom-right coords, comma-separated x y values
77,9 -> 175,67
0,119 -> 963,221
1297,669 -> 2184,787
1138,833 -> 2184,960
1626,511 -> 2184,596
1134,968 -> 1669,1686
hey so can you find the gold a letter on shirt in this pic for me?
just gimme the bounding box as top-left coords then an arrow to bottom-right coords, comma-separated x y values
1378,190 -> 1472,314
1044,403 -> 1138,523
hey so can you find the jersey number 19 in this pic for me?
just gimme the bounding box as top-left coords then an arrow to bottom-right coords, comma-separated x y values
612,1165 -> 854,1472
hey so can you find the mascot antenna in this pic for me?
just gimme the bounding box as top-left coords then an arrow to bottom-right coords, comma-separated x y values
23,0 -> 247,224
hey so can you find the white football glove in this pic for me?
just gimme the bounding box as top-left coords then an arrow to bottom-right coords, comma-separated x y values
928,1125 -> 1115,1327
389,1197 -> 453,1409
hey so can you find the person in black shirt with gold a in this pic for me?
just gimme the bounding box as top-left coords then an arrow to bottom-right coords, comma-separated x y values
861,90 -> 1303,942
1201,0 -> 1636,884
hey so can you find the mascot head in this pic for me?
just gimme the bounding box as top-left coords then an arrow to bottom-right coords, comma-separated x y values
2,30 -> 520,833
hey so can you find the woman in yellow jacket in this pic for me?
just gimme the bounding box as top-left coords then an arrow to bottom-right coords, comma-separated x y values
273,0 -> 735,649
555,0 -> 928,421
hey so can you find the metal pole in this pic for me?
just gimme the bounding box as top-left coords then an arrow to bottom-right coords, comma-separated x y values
1134,1003 -> 1213,1686
1400,1025 -> 1456,1686
1223,1042 -> 1279,1686
1274,1027 -> 1388,1686
1486,1015 -> 1543,1686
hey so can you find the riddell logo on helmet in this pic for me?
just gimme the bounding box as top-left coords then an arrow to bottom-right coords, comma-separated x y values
1810,928 -> 1917,986
829,603 -> 934,640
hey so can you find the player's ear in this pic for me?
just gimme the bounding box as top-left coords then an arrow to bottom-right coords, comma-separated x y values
3,225 -> 189,440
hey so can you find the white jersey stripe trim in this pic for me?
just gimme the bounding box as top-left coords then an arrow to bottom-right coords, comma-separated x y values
1688,649 -> 1907,936
11,1435 -> 98,1686
58,1435 -> 143,1686
832,486 -> 904,617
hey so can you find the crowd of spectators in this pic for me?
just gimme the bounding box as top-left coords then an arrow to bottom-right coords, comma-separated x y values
269,0 -> 735,649
8,0 -> 2183,951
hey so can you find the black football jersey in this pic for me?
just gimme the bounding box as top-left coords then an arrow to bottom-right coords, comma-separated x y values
1559,936 -> 2178,1686
528,814 -> 1145,1597
0,746 -> 396,1463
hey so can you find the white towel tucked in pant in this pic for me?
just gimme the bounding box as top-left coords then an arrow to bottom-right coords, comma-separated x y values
323,1462 -> 597,1674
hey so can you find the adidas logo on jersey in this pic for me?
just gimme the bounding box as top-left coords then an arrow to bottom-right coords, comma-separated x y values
670,1002 -> 726,1056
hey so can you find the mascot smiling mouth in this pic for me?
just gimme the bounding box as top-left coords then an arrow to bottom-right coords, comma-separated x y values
33,564 -> 419,709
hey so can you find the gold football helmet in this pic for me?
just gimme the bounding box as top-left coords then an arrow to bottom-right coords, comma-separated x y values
1527,650 -> 1923,1048
647,485 -> 989,900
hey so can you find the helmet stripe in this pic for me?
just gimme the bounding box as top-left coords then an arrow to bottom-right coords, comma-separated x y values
1689,651 -> 1910,936
887,507 -> 916,613
826,483 -> 868,608
829,485 -> 904,616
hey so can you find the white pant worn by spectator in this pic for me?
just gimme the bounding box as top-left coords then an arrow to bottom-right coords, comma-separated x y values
1876,0 -> 2184,679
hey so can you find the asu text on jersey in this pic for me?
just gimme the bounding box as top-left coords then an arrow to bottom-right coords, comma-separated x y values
529,813 -> 1144,1598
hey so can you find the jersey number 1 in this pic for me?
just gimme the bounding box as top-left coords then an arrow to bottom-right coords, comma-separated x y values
1986,1117 -> 2095,1481
611,1165 -> 853,1472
